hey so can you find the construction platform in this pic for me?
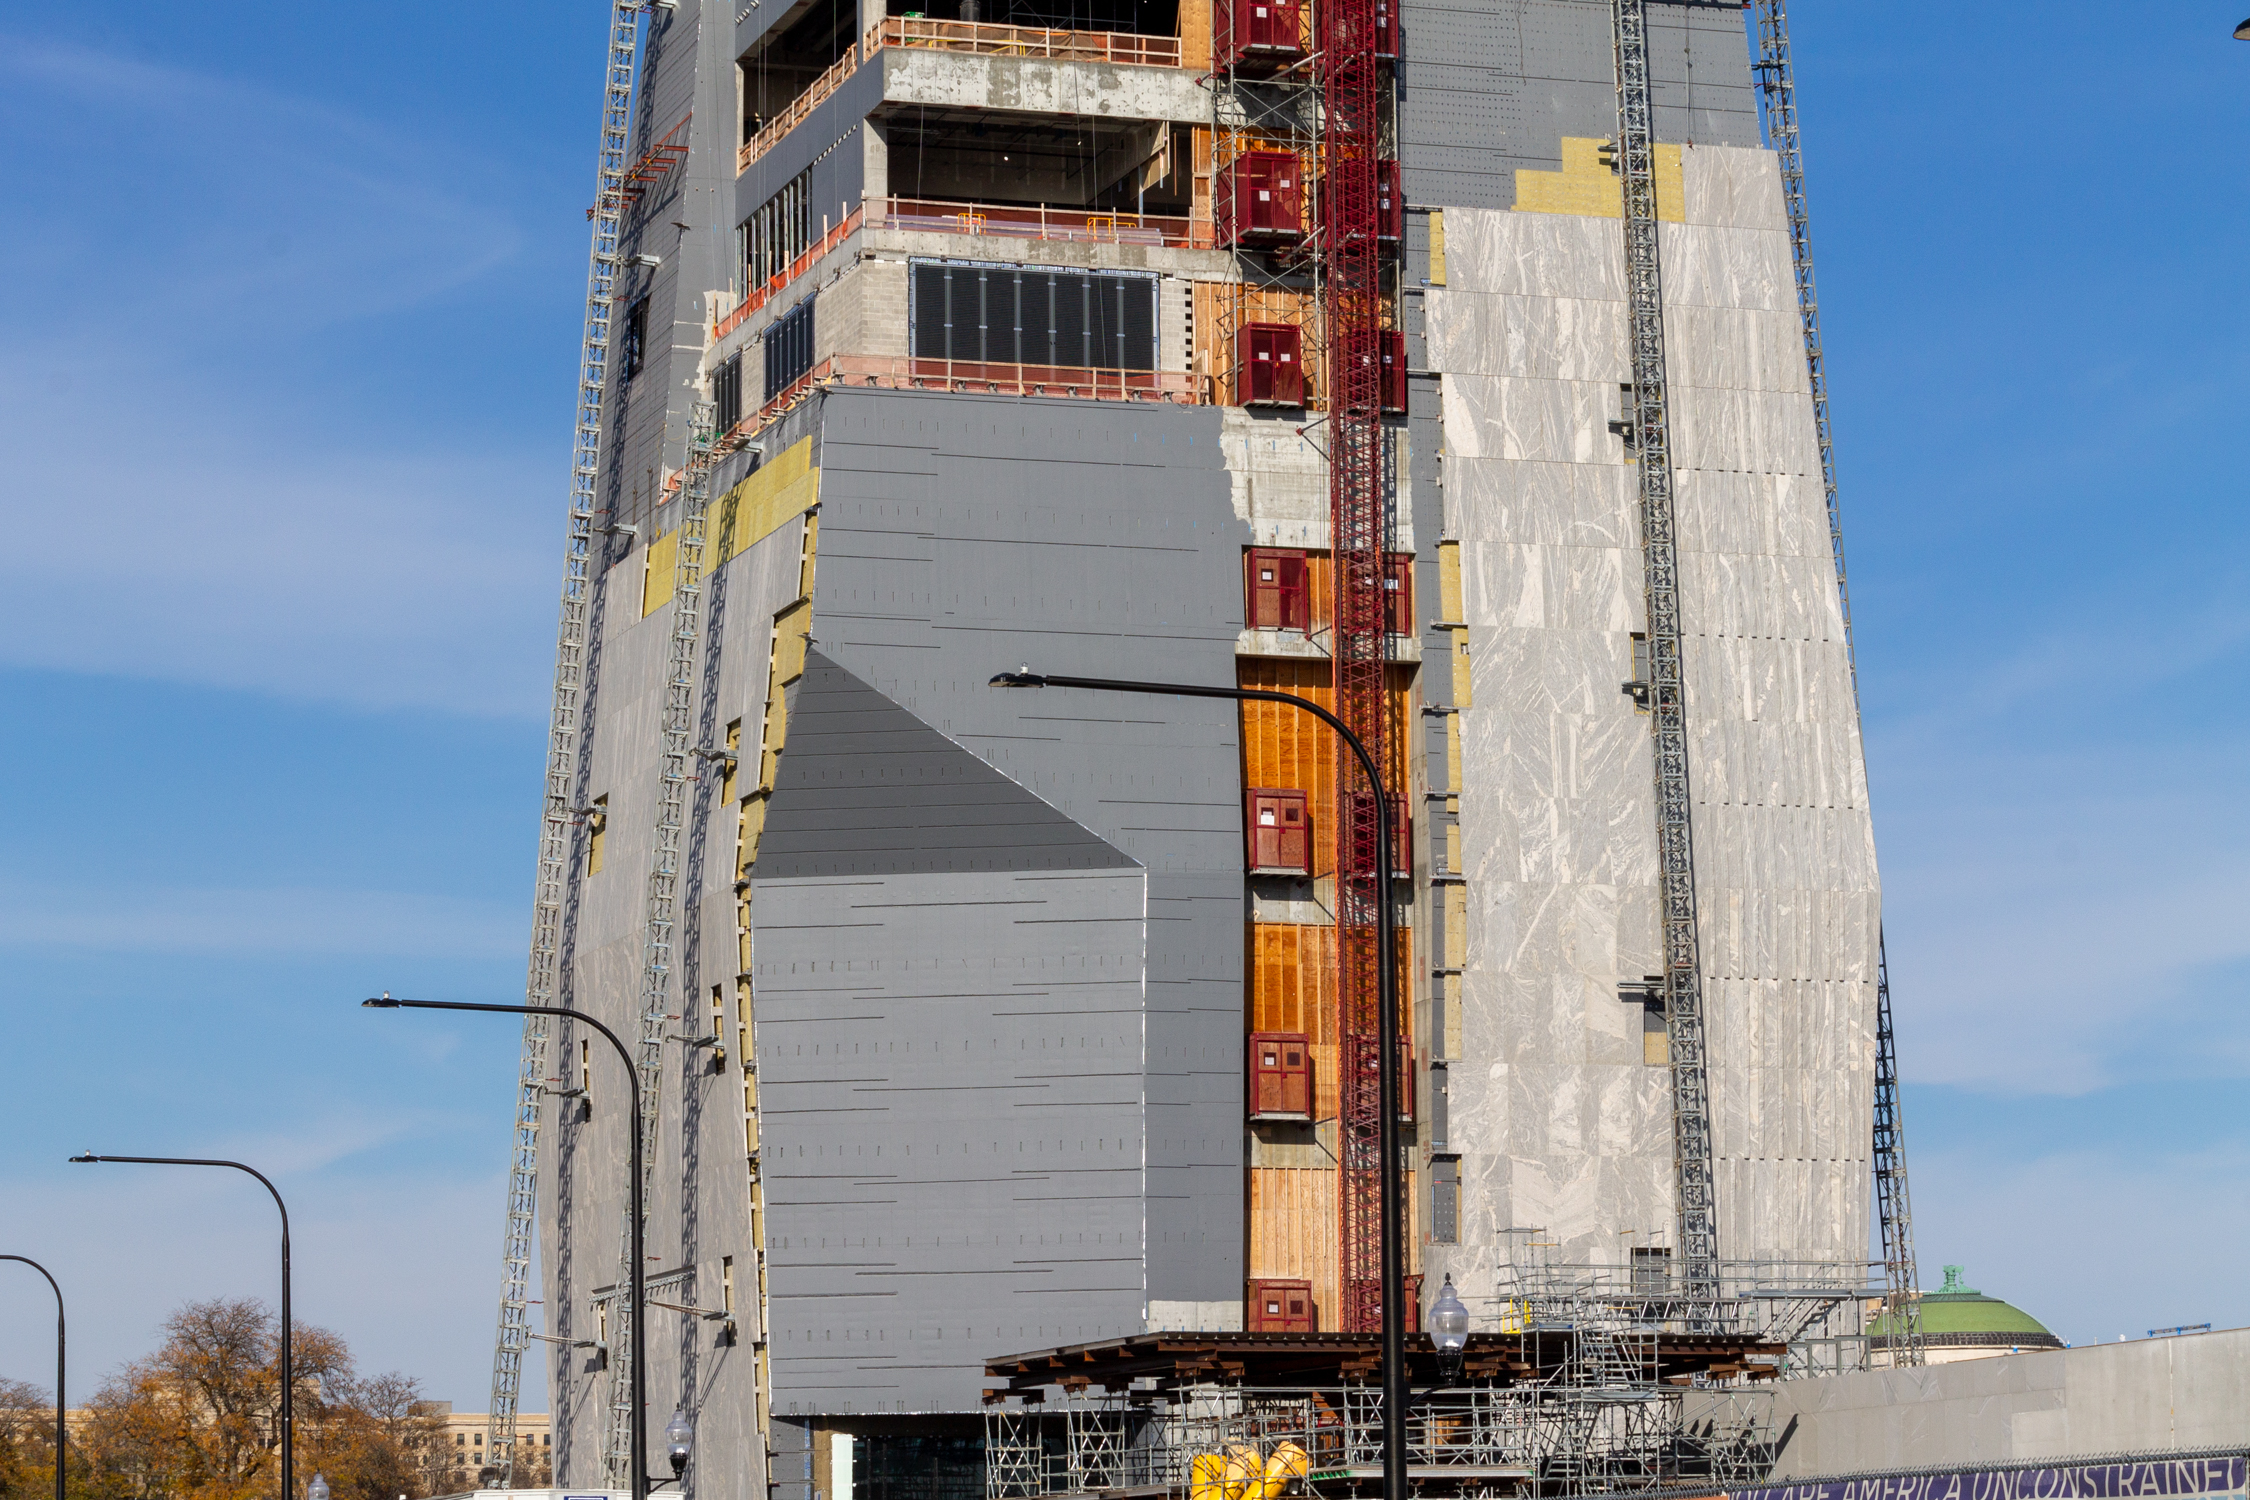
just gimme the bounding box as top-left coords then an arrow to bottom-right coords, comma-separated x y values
980,1330 -> 1789,1500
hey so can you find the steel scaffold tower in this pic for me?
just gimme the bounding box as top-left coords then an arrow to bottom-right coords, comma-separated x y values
604,401 -> 724,1484
1320,0 -> 1393,1333
1748,0 -> 1923,1364
1612,0 -> 1718,1308
485,3 -> 649,1482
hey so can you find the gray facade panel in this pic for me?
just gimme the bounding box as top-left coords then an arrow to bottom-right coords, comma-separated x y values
748,388 -> 1246,1412
761,650 -> 1138,877
754,862 -> 1150,1412
1398,0 -> 1758,212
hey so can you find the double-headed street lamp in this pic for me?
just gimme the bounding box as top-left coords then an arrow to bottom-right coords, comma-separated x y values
363,995 -> 651,1500
69,1155 -> 294,1500
1,1255 -> 65,1500
991,668 -> 1411,1500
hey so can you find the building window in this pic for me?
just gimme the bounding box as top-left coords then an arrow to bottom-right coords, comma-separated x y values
910,261 -> 1158,371
1246,548 -> 1310,631
1430,1158 -> 1459,1244
715,352 -> 744,435
621,298 -> 649,382
1643,1004 -> 1669,1066
586,794 -> 608,875
764,295 -> 816,402
580,1038 -> 593,1095
722,1256 -> 737,1315
739,169 -> 815,290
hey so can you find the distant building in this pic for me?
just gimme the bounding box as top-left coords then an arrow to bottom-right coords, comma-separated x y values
415,1404 -> 553,1483
1871,1265 -> 2064,1365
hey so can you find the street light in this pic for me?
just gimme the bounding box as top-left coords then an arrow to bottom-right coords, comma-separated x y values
2236,17 -> 2250,39
307,1475 -> 330,1500
363,995 -> 649,1500
69,1155 -> 295,1499
664,1408 -> 694,1478
991,668 -> 1409,1500
1,1256 -> 65,1500
1425,1275 -> 1469,1386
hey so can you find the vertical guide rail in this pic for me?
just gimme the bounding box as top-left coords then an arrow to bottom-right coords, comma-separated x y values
489,2 -> 647,1481
1320,0 -> 1390,1333
606,401 -> 724,1484
1612,0 -> 1718,1308
1749,0 -> 1923,1363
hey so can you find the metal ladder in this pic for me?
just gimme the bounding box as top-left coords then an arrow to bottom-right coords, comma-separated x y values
1611,0 -> 1719,1310
1749,0 -> 1924,1365
485,2 -> 650,1482
603,402 -> 724,1484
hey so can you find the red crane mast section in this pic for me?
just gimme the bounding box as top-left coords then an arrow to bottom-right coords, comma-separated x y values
1320,0 -> 1394,1335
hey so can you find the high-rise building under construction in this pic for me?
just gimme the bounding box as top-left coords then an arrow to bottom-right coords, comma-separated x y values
494,0 -> 1891,1493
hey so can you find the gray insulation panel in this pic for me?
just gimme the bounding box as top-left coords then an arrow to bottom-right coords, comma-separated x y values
751,389 -> 1249,1413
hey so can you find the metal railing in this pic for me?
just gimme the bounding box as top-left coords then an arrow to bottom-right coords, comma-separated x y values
875,14 -> 1181,65
714,209 -> 862,341
870,195 -> 1209,247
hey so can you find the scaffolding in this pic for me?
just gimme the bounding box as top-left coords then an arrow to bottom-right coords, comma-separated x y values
1748,0 -> 1926,1364
483,0 -> 650,1484
982,1312 -> 1796,1500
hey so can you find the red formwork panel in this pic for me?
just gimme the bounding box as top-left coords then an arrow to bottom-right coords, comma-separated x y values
1216,0 -> 1306,74
1249,1278 -> 1317,1332
1220,151 -> 1304,247
1248,547 -> 1312,631
1250,1030 -> 1314,1119
1237,322 -> 1305,406
1246,787 -> 1312,873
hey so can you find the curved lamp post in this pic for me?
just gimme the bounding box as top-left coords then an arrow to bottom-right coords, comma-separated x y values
992,668 -> 1408,1500
1,1256 -> 65,1500
70,1155 -> 293,1500
363,995 -> 649,1500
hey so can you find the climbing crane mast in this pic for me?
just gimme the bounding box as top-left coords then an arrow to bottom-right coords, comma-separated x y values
484,3 -> 650,1480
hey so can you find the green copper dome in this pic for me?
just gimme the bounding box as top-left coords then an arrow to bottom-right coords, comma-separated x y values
1870,1265 -> 2063,1351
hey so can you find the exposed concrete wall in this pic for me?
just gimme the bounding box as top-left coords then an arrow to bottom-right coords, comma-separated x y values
878,49 -> 1208,125
1763,1329 -> 2250,1477
1419,143 -> 1877,1299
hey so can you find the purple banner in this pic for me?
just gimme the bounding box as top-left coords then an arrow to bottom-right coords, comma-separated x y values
1739,1457 -> 2248,1500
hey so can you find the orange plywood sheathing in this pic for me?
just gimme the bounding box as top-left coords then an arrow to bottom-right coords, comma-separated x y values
1236,659 -> 1409,877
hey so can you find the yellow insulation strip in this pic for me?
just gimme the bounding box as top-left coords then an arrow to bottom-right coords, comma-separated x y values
1512,137 -> 1684,223
643,437 -> 821,617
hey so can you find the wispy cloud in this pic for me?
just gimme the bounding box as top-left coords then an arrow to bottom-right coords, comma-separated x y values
0,37 -> 563,716
0,878 -> 521,958
1870,594 -> 2250,1095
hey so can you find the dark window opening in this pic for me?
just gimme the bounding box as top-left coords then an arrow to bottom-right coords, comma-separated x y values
763,295 -> 816,402
910,261 -> 1157,370
714,352 -> 744,434
739,168 -> 817,293
884,117 -> 1193,218
621,298 -> 649,382
737,5 -> 859,146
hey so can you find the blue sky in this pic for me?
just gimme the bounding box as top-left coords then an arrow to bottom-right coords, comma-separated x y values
2,2 -> 2246,1408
